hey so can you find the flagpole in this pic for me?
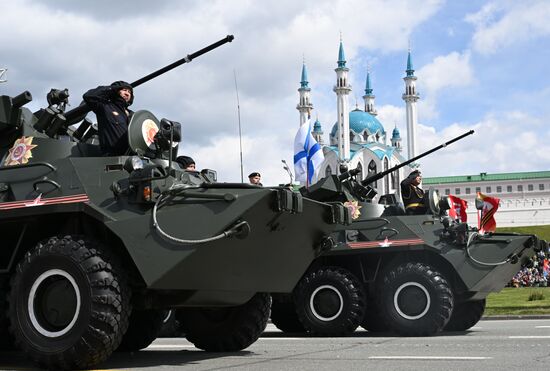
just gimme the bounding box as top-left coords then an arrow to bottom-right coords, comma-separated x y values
234,69 -> 244,183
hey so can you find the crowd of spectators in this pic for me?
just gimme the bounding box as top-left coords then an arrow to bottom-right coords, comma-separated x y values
509,249 -> 549,287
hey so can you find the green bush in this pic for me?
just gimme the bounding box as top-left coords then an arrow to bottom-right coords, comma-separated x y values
528,291 -> 545,301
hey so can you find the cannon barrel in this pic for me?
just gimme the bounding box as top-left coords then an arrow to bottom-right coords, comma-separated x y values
361,130 -> 474,186
63,35 -> 234,127
12,91 -> 33,109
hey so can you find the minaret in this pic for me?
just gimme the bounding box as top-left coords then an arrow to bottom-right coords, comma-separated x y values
402,49 -> 419,159
333,38 -> 352,164
391,123 -> 402,152
297,61 -> 313,126
363,67 -> 377,116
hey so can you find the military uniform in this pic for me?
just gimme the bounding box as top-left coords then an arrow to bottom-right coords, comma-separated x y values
83,81 -> 133,156
400,170 -> 427,214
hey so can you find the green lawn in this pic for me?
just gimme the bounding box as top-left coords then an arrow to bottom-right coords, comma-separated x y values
485,287 -> 550,315
496,224 -> 550,241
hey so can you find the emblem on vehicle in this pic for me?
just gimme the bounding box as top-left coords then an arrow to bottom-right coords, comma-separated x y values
4,136 -> 38,166
344,200 -> 362,220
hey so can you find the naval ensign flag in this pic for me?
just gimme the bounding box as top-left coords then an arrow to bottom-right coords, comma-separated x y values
293,119 -> 324,185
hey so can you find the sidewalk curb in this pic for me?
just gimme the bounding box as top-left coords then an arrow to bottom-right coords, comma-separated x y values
482,315 -> 550,320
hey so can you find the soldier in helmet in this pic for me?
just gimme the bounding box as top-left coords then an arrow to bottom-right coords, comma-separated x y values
400,170 -> 427,214
83,81 -> 134,156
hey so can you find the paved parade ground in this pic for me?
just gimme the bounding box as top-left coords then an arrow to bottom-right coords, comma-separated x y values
1,319 -> 549,370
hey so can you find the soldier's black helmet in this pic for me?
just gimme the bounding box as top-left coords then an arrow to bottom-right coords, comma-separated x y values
111,80 -> 134,105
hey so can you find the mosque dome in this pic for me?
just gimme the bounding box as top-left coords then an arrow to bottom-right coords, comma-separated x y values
313,119 -> 323,133
330,109 -> 385,142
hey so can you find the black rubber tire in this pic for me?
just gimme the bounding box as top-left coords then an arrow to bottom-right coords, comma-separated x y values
158,309 -> 183,337
117,309 -> 165,351
294,267 -> 366,336
0,284 -> 15,350
270,294 -> 305,333
361,297 -> 389,333
444,299 -> 486,331
7,235 -> 131,370
377,262 -> 453,336
177,293 -> 271,352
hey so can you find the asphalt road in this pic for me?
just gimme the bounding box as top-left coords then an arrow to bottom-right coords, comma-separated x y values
1,319 -> 549,370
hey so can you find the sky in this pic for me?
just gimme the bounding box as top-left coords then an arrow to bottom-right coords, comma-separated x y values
1,0 -> 550,185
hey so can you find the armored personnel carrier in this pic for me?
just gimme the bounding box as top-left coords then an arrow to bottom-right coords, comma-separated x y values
271,131 -> 547,337
0,36 -> 351,370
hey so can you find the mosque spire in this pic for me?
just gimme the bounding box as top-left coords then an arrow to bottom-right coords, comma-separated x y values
363,64 -> 377,116
406,43 -> 415,77
337,33 -> 346,68
297,58 -> 313,126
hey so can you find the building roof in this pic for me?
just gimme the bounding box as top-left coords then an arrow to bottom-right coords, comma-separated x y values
423,171 -> 550,185
330,109 -> 385,138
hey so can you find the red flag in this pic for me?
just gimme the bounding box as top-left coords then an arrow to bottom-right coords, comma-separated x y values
476,192 -> 500,233
447,195 -> 468,222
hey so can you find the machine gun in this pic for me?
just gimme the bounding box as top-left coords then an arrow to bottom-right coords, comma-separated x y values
31,35 -> 235,138
303,130 -> 475,203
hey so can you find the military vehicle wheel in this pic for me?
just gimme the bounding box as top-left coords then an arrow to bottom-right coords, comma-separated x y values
178,293 -> 270,351
294,267 -> 366,336
361,297 -> 388,333
444,299 -> 486,331
117,309 -> 165,351
271,294 -> 305,333
378,262 -> 453,336
0,285 -> 15,350
7,236 -> 131,369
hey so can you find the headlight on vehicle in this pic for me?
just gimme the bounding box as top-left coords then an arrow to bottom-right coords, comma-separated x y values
124,156 -> 144,173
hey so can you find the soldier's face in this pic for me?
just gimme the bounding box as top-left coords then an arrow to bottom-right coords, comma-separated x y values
250,175 -> 261,184
413,175 -> 422,185
118,88 -> 132,102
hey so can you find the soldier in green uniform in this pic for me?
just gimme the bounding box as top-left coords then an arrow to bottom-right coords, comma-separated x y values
400,170 -> 427,214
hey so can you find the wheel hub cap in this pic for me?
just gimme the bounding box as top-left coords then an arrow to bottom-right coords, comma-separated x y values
393,282 -> 430,320
28,269 -> 81,338
310,285 -> 343,321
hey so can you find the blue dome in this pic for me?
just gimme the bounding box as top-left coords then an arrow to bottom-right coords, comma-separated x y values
330,109 -> 385,138
313,119 -> 322,133
392,126 -> 401,139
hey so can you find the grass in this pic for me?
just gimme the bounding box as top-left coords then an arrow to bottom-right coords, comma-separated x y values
485,287 -> 550,315
496,224 -> 550,241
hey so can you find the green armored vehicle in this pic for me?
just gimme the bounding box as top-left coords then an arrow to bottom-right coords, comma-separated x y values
0,36 -> 350,370
271,131 -> 546,337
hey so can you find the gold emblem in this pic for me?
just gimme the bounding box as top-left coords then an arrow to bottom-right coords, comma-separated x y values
4,136 -> 38,166
344,200 -> 362,220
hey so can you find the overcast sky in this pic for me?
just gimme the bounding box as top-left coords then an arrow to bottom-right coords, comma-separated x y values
2,0 -> 550,184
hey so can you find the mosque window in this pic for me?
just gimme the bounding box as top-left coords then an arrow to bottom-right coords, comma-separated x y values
507,185 -> 512,192
496,186 -> 502,193
357,162 -> 363,180
325,166 -> 332,177
539,184 -> 545,190
455,188 -> 461,195
486,186 -> 491,193
465,187 -> 471,194
518,185 -> 523,192
391,172 -> 397,189
528,184 -> 534,191
367,160 -> 377,188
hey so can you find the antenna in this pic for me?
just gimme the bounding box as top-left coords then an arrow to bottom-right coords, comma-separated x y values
0,68 -> 7,83
233,69 -> 244,183
281,159 -> 294,185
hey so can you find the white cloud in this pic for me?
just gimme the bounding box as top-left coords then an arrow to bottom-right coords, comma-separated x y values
466,1 -> 550,55
417,110 -> 550,177
416,51 -> 474,119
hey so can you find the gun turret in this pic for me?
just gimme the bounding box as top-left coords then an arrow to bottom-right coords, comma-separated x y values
361,130 -> 474,189
61,35 -> 235,132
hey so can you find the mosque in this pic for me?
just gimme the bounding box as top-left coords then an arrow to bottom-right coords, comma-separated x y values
295,41 -> 550,227
296,40 -> 418,198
